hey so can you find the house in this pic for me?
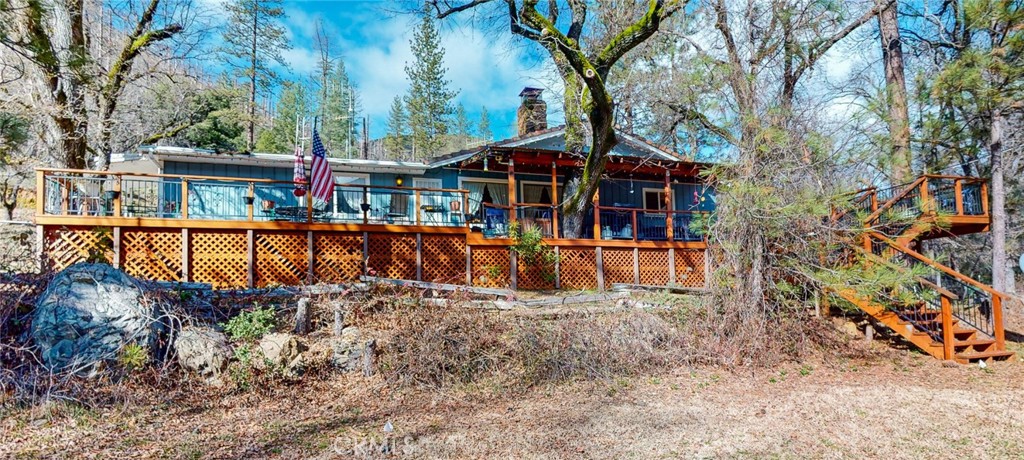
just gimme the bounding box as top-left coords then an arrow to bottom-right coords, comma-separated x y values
32,88 -> 1012,363
36,88 -> 716,292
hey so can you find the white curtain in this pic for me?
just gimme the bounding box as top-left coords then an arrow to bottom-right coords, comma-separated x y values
523,184 -> 544,204
465,182 -> 486,215
489,184 -> 508,206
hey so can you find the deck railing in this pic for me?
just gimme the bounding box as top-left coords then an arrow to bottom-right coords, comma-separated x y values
596,206 -> 706,242
38,168 -> 471,227
860,175 -> 988,227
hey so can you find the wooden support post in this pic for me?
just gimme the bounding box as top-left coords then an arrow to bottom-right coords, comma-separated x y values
703,248 -> 711,289
463,192 -> 470,228
35,170 -> 45,216
508,158 -> 517,223
113,177 -> 122,217
362,186 -> 369,224
595,246 -> 605,291
668,248 -> 676,284
415,190 -> 422,225
870,191 -> 878,213
306,191 -> 314,224
247,230 -> 255,288
247,182 -> 255,221
465,244 -> 473,285
941,294 -> 955,360
181,228 -> 190,282
919,177 -> 931,214
307,230 -> 315,284
593,188 -> 601,240
993,294 -> 1006,350
180,179 -> 189,219
362,232 -> 369,275
553,245 -> 561,289
112,227 -> 122,269
633,247 -> 640,285
416,233 -> 422,281
509,247 -> 518,291
60,177 -> 69,215
954,179 -> 964,216
665,170 -> 674,241
295,297 -> 311,335
551,162 -> 559,238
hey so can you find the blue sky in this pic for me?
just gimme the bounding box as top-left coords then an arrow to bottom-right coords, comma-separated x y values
260,1 -> 564,140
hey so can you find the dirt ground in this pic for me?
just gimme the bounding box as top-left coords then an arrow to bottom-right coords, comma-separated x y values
2,344 -> 1023,460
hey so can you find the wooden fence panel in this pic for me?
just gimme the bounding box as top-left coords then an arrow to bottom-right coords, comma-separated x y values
255,232 -> 307,287
675,249 -> 706,288
190,231 -> 248,289
638,249 -> 671,286
122,229 -> 181,282
43,226 -> 113,270
602,249 -> 634,285
314,232 -> 364,283
470,246 -> 510,288
559,247 -> 597,290
421,234 -> 466,284
366,233 -> 417,281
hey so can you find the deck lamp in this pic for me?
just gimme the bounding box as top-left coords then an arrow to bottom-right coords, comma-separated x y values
395,176 -> 404,187
360,203 -> 371,212
244,196 -> 255,205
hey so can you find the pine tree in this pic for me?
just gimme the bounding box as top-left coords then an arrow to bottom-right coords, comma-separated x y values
454,103 -> 473,149
478,106 -> 493,142
384,96 -> 408,158
320,61 -> 359,157
403,12 -> 457,159
255,80 -> 310,154
221,0 -> 290,152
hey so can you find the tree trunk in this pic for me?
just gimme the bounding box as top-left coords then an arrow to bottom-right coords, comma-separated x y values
877,0 -> 912,182
45,0 -> 90,169
990,110 -> 1007,292
248,5 -> 258,152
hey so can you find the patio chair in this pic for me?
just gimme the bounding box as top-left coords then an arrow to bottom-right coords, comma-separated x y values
386,192 -> 410,222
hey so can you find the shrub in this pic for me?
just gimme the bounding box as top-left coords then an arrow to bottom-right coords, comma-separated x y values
222,304 -> 277,341
118,342 -> 149,371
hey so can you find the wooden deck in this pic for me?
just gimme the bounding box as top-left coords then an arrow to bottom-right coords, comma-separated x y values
35,168 -> 709,291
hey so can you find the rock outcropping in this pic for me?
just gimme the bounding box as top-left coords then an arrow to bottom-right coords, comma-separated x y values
175,326 -> 233,384
31,263 -> 159,374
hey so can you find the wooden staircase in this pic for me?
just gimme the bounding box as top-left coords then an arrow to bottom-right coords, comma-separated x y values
836,176 -> 1013,364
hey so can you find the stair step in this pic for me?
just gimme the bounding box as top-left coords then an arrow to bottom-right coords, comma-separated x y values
953,338 -> 996,349
952,328 -> 977,339
955,350 -> 1015,362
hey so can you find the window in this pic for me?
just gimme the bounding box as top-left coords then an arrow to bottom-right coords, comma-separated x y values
642,188 -> 669,211
333,175 -> 367,216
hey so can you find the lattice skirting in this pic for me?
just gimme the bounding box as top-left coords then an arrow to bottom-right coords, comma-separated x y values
190,230 -> 248,289
602,249 -> 635,285
315,232 -> 363,283
123,230 -> 181,281
639,249 -> 670,286
675,249 -> 706,288
471,246 -> 510,288
255,232 -> 307,287
558,247 -> 597,290
366,233 -> 416,281
44,226 -> 114,270
422,235 -> 466,284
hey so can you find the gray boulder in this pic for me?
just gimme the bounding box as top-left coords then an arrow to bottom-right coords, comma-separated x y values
332,327 -> 374,374
175,326 -> 233,384
31,263 -> 158,374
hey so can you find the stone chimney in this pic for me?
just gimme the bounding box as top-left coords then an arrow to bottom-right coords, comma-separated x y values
516,87 -> 547,136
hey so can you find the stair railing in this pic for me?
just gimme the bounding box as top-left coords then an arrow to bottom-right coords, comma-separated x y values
867,233 -> 1006,350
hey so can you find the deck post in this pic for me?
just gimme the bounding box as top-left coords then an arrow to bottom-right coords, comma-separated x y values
112,227 -> 121,269
668,248 -> 676,284
704,248 -> 711,289
35,170 -> 45,216
665,170 -> 673,241
919,177 -> 931,214
416,233 -> 422,281
307,230 -> 315,284
595,246 -> 605,291
362,232 -> 369,275
508,158 -> 516,223
593,188 -> 601,240
36,225 -> 46,273
181,228 -> 190,282
465,244 -> 472,285
954,179 -> 964,216
415,191 -> 422,225
941,294 -> 954,360
362,186 -> 369,224
553,245 -> 561,289
306,192 -> 314,224
180,180 -> 189,219
633,247 -> 640,285
631,209 -> 638,242
509,247 -> 518,290
247,230 -> 255,288
993,294 -> 1006,350
551,162 -> 559,238
60,177 -> 69,215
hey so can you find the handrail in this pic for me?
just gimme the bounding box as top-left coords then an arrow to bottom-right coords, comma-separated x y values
857,248 -> 960,300
870,232 -> 1008,299
862,176 -> 926,224
37,167 -> 469,194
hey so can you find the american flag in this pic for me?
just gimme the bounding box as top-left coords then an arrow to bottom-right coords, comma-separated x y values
309,127 -> 334,208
